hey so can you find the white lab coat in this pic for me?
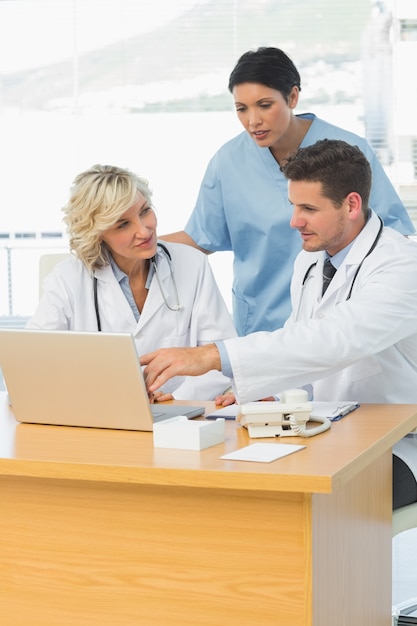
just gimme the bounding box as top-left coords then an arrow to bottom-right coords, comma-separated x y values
224,211 -> 417,405
28,242 -> 236,400
224,210 -> 417,493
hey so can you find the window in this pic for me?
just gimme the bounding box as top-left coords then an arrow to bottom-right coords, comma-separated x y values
400,18 -> 417,40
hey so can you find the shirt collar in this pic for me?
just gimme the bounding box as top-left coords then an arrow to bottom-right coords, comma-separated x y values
109,253 -> 155,289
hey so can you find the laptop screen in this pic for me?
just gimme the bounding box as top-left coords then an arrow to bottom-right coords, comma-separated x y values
0,329 -> 204,431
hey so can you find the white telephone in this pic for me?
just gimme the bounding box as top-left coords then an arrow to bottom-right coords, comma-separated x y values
237,389 -> 331,438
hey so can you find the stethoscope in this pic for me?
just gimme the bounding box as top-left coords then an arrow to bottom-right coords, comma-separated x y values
93,242 -> 181,331
301,216 -> 384,302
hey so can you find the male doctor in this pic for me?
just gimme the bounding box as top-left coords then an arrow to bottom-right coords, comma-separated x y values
141,139 -> 417,508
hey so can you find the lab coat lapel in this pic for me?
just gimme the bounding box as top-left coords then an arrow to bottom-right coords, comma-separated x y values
319,211 -> 382,303
137,249 -> 171,329
293,254 -> 322,320
93,265 -> 136,329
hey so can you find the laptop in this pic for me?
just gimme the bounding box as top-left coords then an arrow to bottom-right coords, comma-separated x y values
0,329 -> 204,431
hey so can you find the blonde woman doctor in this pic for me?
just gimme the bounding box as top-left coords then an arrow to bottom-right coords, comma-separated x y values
27,164 -> 236,401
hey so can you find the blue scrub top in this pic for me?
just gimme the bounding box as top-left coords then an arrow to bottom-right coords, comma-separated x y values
185,114 -> 414,336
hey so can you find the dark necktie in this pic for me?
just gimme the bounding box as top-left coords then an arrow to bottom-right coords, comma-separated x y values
322,258 -> 337,295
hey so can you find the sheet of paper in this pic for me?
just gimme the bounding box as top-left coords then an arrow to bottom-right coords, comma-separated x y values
220,442 -> 306,463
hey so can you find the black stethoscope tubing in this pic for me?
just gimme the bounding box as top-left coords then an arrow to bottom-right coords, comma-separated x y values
93,242 -> 178,332
301,216 -> 384,301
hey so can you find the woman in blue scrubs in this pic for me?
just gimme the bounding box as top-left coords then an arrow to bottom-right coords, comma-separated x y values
162,47 -> 414,337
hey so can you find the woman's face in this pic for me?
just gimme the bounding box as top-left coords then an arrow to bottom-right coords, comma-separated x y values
232,82 -> 298,149
100,190 -> 157,268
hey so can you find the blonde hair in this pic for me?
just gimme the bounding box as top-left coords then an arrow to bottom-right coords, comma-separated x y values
62,164 -> 153,270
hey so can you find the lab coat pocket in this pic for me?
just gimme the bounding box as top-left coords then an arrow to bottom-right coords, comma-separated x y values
158,331 -> 190,349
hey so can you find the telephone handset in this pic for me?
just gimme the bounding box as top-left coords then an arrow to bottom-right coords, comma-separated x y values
237,389 -> 331,438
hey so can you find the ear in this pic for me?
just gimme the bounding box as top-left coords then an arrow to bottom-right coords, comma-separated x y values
346,192 -> 363,221
288,86 -> 299,110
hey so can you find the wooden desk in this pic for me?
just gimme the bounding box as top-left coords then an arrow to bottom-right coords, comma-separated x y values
0,392 -> 416,626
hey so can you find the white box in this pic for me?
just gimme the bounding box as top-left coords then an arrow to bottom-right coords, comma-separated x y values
153,416 -> 225,450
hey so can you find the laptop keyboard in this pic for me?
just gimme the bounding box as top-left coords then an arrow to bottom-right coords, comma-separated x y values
151,407 -> 167,421
150,404 -> 204,422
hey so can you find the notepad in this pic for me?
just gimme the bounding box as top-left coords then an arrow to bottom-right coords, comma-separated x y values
311,402 -> 359,422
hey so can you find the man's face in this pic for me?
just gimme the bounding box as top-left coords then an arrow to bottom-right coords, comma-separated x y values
288,179 -> 359,256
